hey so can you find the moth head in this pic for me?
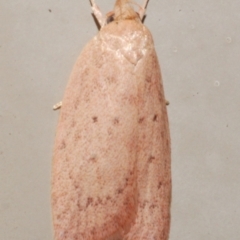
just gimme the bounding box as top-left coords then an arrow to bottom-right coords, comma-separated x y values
105,0 -> 141,24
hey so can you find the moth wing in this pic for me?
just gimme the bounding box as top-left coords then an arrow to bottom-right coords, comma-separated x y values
52,20 -> 171,240
126,47 -> 171,239
52,24 -> 140,239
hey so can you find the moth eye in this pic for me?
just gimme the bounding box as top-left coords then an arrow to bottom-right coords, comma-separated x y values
106,15 -> 115,24
136,12 -> 142,20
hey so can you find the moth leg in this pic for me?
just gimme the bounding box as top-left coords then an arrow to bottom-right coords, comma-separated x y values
138,0 -> 149,20
53,101 -> 62,110
89,0 -> 105,27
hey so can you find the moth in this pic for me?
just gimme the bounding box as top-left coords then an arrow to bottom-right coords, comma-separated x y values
51,0 -> 171,239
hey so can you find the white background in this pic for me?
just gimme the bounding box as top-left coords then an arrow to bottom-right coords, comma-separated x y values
0,0 -> 239,239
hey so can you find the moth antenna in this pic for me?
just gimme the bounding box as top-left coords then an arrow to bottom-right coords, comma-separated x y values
138,0 -> 149,20
89,0 -> 105,27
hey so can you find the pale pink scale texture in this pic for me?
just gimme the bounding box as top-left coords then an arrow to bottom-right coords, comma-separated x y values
52,4 -> 171,240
